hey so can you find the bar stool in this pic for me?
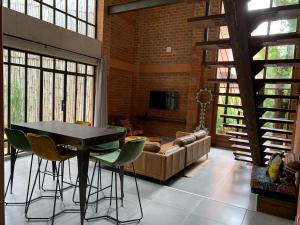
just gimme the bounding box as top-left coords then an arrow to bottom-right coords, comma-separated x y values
26,133 -> 78,225
86,138 -> 145,224
4,128 -> 34,206
72,125 -> 127,208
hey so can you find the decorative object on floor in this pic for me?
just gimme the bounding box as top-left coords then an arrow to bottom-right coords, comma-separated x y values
195,88 -> 213,132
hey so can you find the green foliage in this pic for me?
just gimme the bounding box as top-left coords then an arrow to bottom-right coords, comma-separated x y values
10,80 -> 24,123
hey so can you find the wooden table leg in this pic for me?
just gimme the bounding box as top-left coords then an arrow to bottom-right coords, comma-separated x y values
77,144 -> 89,225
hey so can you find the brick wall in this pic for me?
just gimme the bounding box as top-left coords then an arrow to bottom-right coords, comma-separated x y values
102,0 -> 222,137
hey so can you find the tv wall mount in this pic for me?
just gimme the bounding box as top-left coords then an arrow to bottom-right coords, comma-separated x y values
195,88 -> 213,132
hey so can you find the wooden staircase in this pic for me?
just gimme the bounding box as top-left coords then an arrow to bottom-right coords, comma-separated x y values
188,1 -> 300,165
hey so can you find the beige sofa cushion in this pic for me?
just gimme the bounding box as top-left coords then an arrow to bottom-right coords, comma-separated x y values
144,141 -> 161,153
173,134 -> 196,147
193,130 -> 207,140
158,145 -> 180,155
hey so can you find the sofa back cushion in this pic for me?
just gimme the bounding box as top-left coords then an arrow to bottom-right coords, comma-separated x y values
193,130 -> 207,140
173,134 -> 196,147
144,141 -> 161,153
159,145 -> 181,155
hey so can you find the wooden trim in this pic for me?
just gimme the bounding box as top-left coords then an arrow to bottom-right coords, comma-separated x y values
0,2 -> 4,225
140,63 -> 192,74
110,58 -> 135,72
109,58 -> 192,74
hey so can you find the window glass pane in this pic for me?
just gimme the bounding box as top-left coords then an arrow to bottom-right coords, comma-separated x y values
4,0 -> 8,7
253,47 -> 266,60
218,49 -> 233,61
4,49 -> 8,63
11,51 -> 25,65
267,45 -> 295,60
219,26 -> 229,39
67,0 -> 77,16
86,76 -> 94,124
10,66 -> 25,123
28,0 -> 40,18
266,67 -> 293,79
43,0 -> 53,6
272,0 -> 298,7
269,19 -> 297,34
54,73 -> 64,121
42,5 -> 54,23
56,11 -> 66,28
248,0 -> 270,10
88,0 -> 95,24
67,16 -> 77,32
56,59 -> 65,71
78,0 -> 86,20
77,64 -> 86,74
78,21 -> 86,35
28,54 -> 40,67
87,66 -> 94,75
76,76 -> 85,121
66,75 -> 76,123
251,22 -> 268,36
43,72 -> 53,121
11,0 -> 25,13
67,62 -> 76,72
56,0 -> 66,11
27,69 -> 40,122
87,25 -> 95,38
42,57 -> 54,69
4,65 -> 8,128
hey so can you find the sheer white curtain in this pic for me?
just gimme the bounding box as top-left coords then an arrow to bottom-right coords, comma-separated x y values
94,59 -> 108,128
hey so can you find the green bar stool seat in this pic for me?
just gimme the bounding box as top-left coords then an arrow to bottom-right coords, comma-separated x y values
85,138 -> 146,224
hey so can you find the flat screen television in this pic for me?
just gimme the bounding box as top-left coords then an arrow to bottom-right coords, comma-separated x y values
149,91 -> 178,110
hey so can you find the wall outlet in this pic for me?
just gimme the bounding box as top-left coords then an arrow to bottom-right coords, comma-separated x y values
166,47 -> 172,53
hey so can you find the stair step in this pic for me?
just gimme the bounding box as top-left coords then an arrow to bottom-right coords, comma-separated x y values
187,14 -> 226,28
261,127 -> 293,135
217,104 -> 243,109
196,39 -> 230,49
254,59 -> 300,67
248,4 -> 300,25
229,138 -> 249,144
260,117 -> 294,124
220,114 -> 244,119
208,79 -> 237,83
264,148 -> 284,155
255,78 -> 300,84
262,135 -> 292,143
251,33 -> 300,47
227,131 -> 248,137
234,155 -> 253,163
263,143 -> 292,151
232,144 -> 251,151
257,94 -> 299,100
224,123 -> 246,129
215,93 -> 240,97
233,151 -> 251,158
203,61 -> 235,68
257,107 -> 296,113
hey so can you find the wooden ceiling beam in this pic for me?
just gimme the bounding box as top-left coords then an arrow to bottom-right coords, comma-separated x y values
223,0 -> 264,166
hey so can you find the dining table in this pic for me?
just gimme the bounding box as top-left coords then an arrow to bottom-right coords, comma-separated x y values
10,121 -> 126,225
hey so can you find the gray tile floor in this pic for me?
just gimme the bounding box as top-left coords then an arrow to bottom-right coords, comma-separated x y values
4,148 -> 294,225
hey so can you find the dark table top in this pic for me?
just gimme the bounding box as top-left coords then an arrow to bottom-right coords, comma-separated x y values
11,121 -> 125,146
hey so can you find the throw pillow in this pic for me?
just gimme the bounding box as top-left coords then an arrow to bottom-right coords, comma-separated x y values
193,130 -> 207,140
267,154 -> 284,182
143,141 -> 161,153
173,134 -> 196,147
282,153 -> 300,185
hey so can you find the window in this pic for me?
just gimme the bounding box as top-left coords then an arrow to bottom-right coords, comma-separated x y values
4,0 -> 97,38
4,48 -> 95,154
